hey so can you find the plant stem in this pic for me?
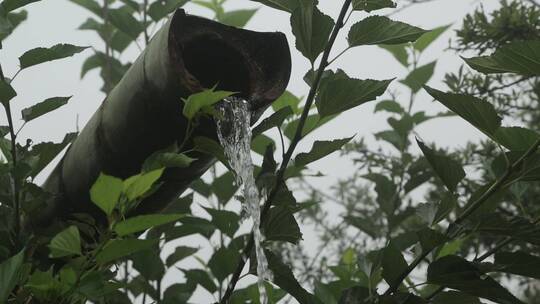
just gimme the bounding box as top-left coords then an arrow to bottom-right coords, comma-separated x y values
384,137 -> 540,295
218,1 -> 353,302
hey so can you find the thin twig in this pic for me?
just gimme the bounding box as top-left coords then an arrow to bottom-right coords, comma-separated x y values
218,1 -> 353,302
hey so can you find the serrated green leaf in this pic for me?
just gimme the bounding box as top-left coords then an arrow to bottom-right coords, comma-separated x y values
90,173 -> 123,215
400,61 -> 436,93
463,40 -> 540,76
48,226 -> 81,258
0,249 -> 24,302
424,86 -> 502,136
290,1 -> 334,64
253,106 -> 293,137
204,208 -> 240,237
295,137 -> 353,167
21,96 -> 71,122
19,44 -> 88,69
493,127 -> 540,151
417,139 -> 465,193
263,206 -> 302,244
352,0 -> 396,12
114,214 -> 184,236
348,16 -> 427,47
123,168 -> 164,201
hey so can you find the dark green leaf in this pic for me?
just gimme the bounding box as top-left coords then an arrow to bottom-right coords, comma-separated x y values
381,242 -> 408,287
431,291 -> 482,304
148,0 -> 189,21
0,79 -> 16,104
284,113 -> 336,139
250,0 -> 300,12
182,269 -> 217,293
428,255 -> 523,304
166,246 -> 198,267
348,16 -> 427,46
379,44 -> 408,66
49,226 -> 81,258
108,8 -> 143,39
417,140 -> 465,193
204,208 -> 240,237
295,137 -> 353,167
362,173 -> 396,215
263,206 -> 302,244
290,1 -> 334,64
96,239 -> 157,264
416,196 -> 456,226
1,0 -> 40,12
114,214 -> 184,236
352,0 -> 396,12
165,216 -> 215,240
494,251 -> 540,279
416,228 -> 448,252
492,127 -> 540,151
19,44 -> 88,69
208,247 -> 240,282
400,61 -> 436,93
90,173 -> 123,215
0,249 -> 24,302
212,171 -> 237,204
316,74 -> 392,117
463,40 -> 540,76
253,106 -> 293,137
21,96 -> 70,122
193,136 -> 230,170
0,10 -> 28,41
218,9 -> 257,28
374,100 -> 404,114
29,133 -> 77,178
132,249 -> 165,281
414,24 -> 451,52
424,86 -> 501,136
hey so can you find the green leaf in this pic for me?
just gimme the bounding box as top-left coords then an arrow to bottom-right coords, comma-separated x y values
48,226 -> 81,258
416,196 -> 456,226
263,206 -> 302,244
381,242 -> 408,287
295,137 -> 353,167
193,136 -> 230,170
166,246 -> 198,267
316,74 -> 392,117
428,255 -> 524,304
250,0 -> 300,12
182,88 -> 234,119
348,16 -> 427,47
352,0 -> 395,12
463,40 -> 540,76
90,173 -> 123,216
400,61 -> 436,93
416,228 -> 448,252
374,100 -> 404,114
148,0 -> 189,21
494,251 -> 540,279
183,269 -> 217,293
378,44 -> 408,67
204,208 -> 240,237
414,24 -> 451,52
424,86 -> 502,136
266,250 -> 322,304
96,239 -> 157,264
165,216 -> 215,240
284,113 -> 336,139
142,152 -> 195,172
19,44 -> 88,69
417,140 -> 465,193
68,0 -> 102,16
123,168 -> 164,201
431,291 -> 482,304
114,214 -> 184,236
272,91 -> 301,114
208,246 -> 240,282
290,1 -> 334,64
253,106 -> 293,137
492,127 -> 540,151
21,96 -> 71,122
212,171 -> 238,205
1,0 -> 40,12
108,8 -> 143,39
132,249 -> 165,281
218,9 -> 257,28
0,79 -> 16,104
0,10 -> 28,41
362,173 -> 396,215
29,133 -> 77,178
0,249 -> 24,302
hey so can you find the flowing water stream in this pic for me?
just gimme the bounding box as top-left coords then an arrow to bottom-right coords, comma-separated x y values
216,97 -> 271,303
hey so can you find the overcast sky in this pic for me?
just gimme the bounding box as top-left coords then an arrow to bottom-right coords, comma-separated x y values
0,0 -> 503,302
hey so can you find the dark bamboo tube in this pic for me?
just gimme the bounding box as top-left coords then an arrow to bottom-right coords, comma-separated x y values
32,9 -> 291,228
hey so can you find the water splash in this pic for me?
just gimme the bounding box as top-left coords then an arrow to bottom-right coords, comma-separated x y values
216,97 -> 271,303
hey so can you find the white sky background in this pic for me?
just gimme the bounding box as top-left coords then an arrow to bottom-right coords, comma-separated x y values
0,0 -> 507,302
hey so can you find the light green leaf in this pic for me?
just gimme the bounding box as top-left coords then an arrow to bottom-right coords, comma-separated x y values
48,226 -> 81,258
114,214 -> 184,236
348,16 -> 427,47
424,86 -> 502,136
414,24 -> 451,52
108,8 -> 143,39
400,61 -> 436,93
428,255 -> 524,304
21,96 -> 71,122
182,88 -> 234,119
417,139 -> 465,193
352,0 -> 396,12
290,1 -> 334,64
295,137 -> 353,167
272,91 -> 301,114
19,44 -> 88,69
123,168 -> 164,202
378,44 -> 408,67
96,239 -> 157,264
148,0 -> 189,21
90,173 -> 123,216
1,0 -> 40,12
218,9 -> 257,28
316,74 -> 392,117
0,79 -> 16,104
463,40 -> 540,76
142,152 -> 195,172
0,249 -> 24,302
